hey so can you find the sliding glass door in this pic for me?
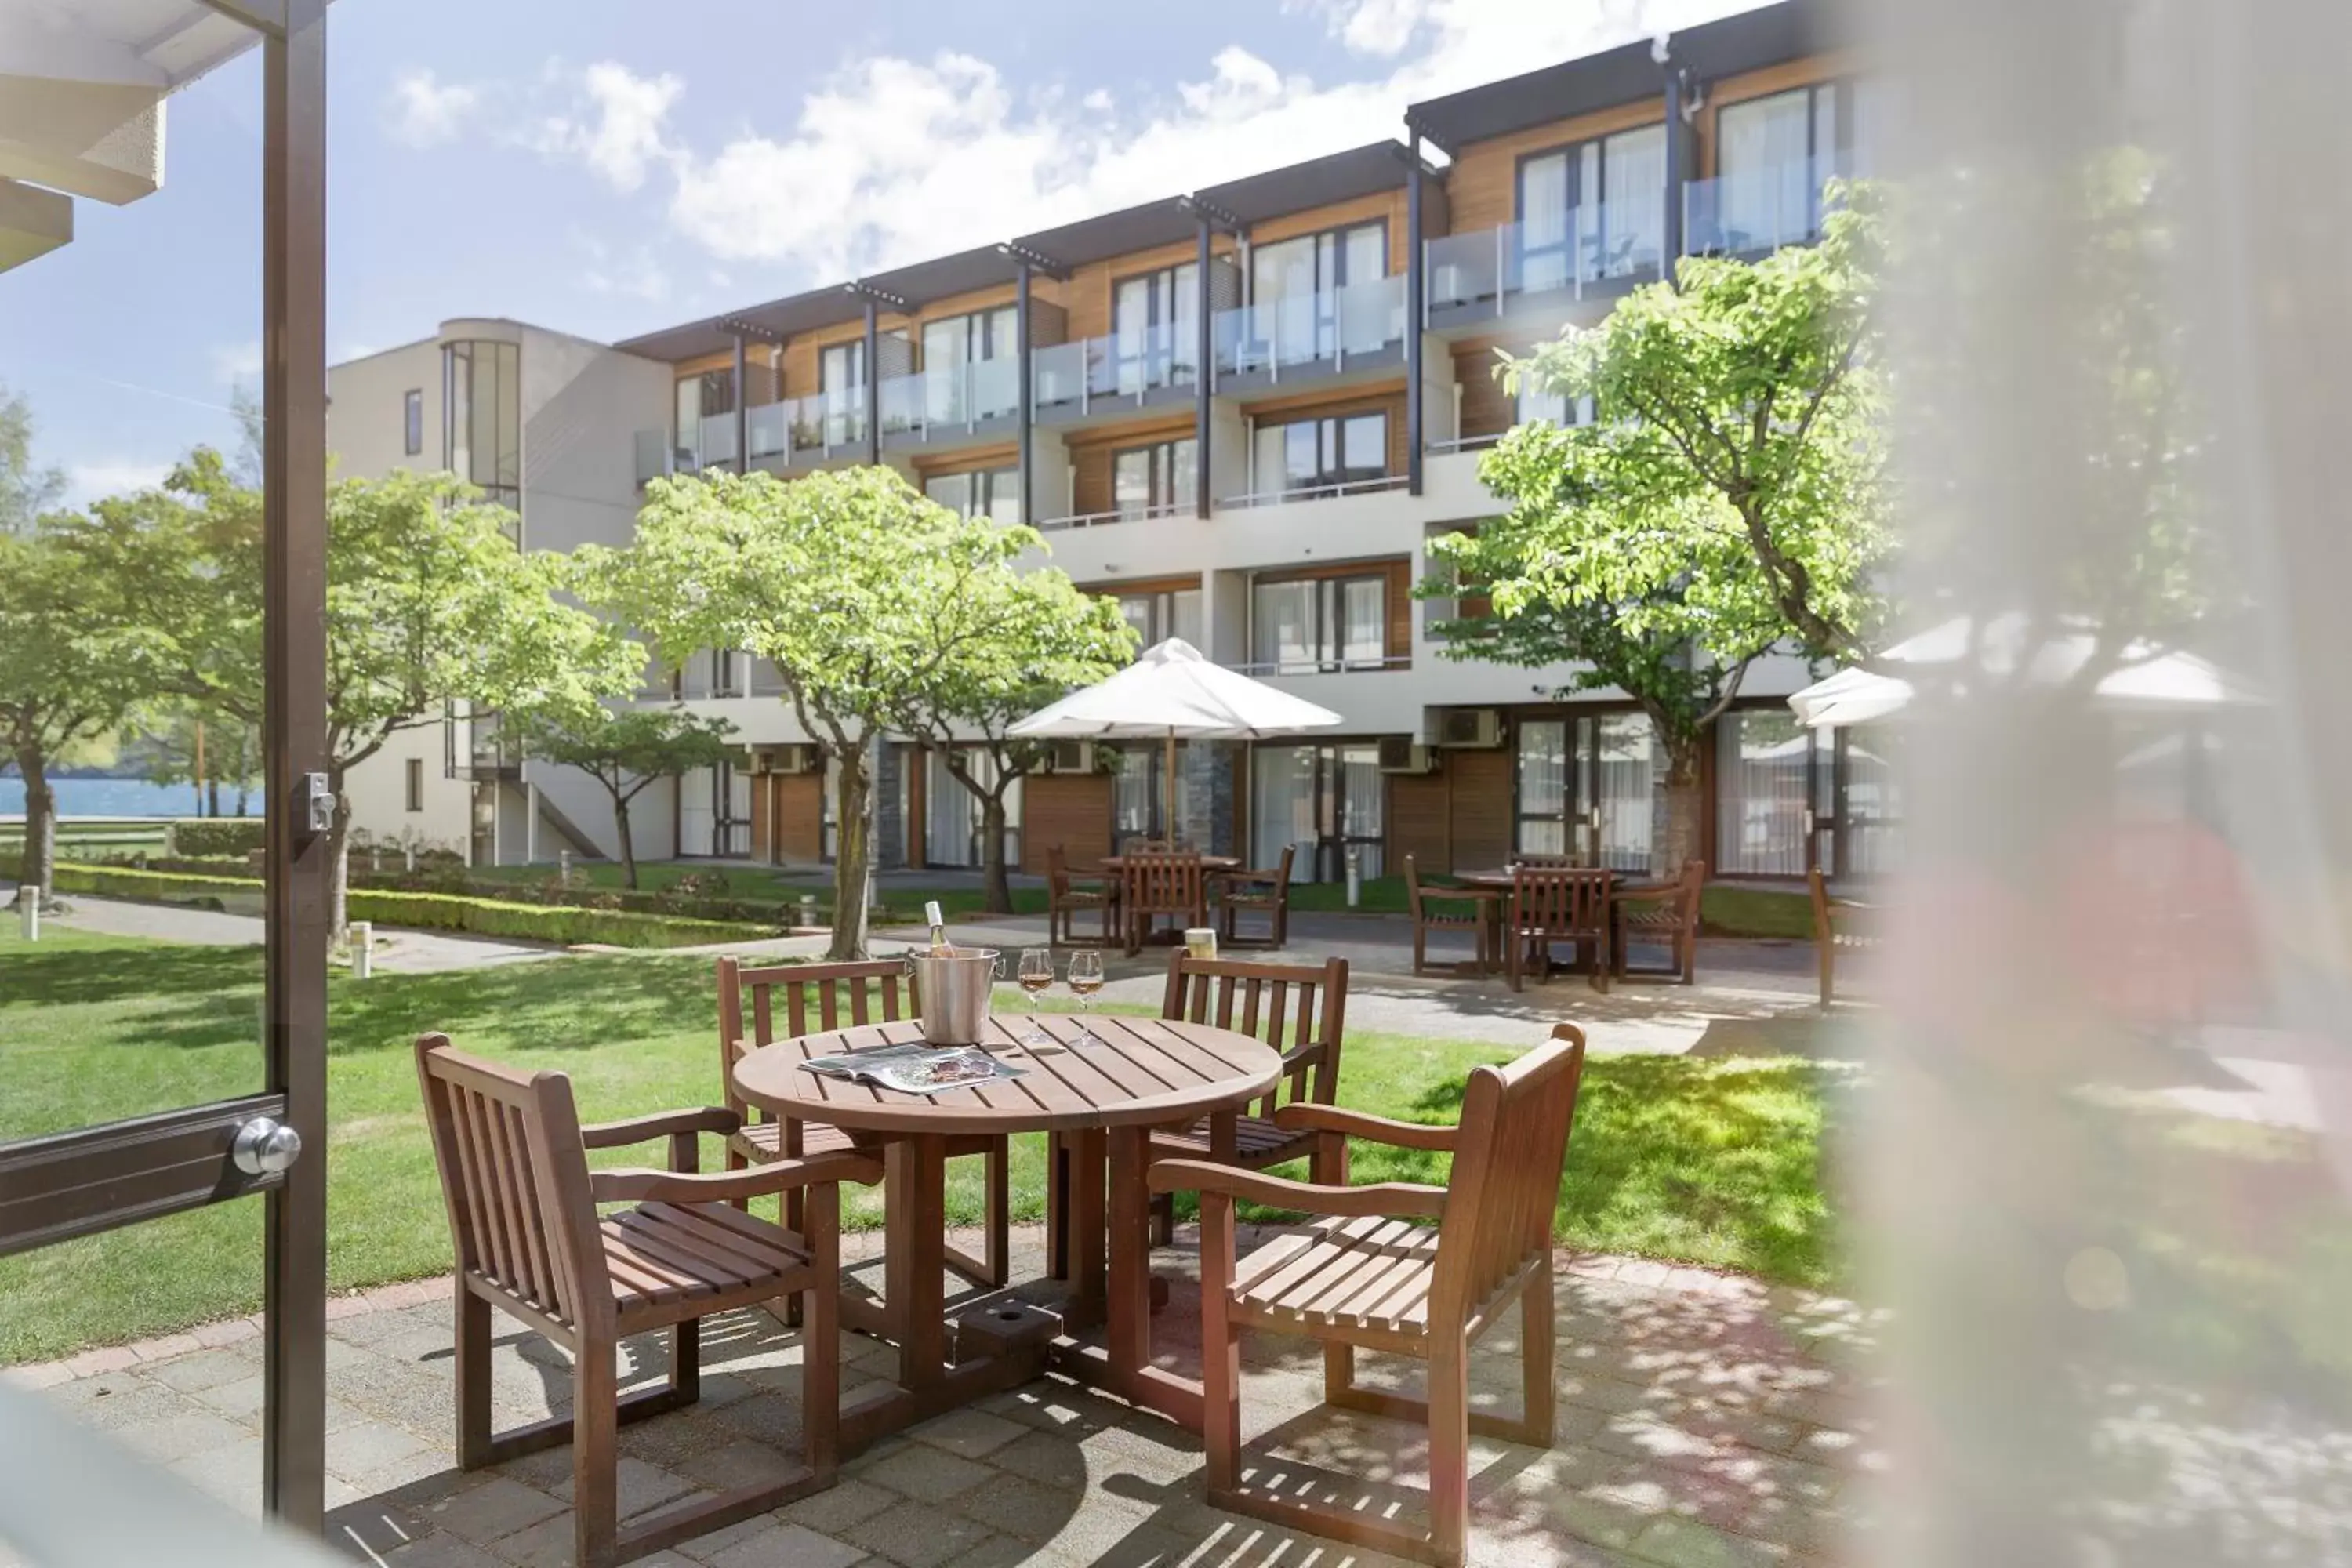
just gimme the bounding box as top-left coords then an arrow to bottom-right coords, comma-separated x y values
1252,743 -> 1385,882
1515,713 -> 1667,873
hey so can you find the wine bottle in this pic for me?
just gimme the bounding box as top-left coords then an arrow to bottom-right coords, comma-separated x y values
924,899 -> 952,956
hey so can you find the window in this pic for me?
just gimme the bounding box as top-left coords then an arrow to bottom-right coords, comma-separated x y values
1518,123 -> 1667,289
1249,569 -> 1392,674
1515,713 -> 1664,871
1251,743 -> 1385,883
1110,437 -> 1196,519
1251,411 -> 1387,497
674,368 -> 735,470
402,389 -> 423,456
924,746 -> 1020,869
919,306 -> 1021,423
1111,584 -> 1202,653
443,339 -> 521,523
924,466 -> 1022,524
1110,262 -> 1199,393
1715,709 -> 1817,875
1713,84 -> 1846,251
1247,221 -> 1387,365
404,757 -> 424,813
1515,384 -> 1595,428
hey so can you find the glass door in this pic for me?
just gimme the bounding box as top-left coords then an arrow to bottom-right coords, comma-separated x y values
1514,713 -> 1664,871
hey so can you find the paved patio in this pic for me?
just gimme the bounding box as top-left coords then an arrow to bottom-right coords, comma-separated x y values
16,1224 -> 1879,1568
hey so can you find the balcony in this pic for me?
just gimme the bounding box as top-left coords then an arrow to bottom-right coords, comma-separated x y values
1682,155 -> 1846,259
1218,474 -> 1409,510
1034,499 -> 1185,533
878,356 -> 1020,450
1031,322 -> 1196,425
1213,274 -> 1405,392
1422,198 -> 1666,329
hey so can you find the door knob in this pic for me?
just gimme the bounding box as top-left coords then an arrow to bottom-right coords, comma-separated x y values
231,1117 -> 303,1178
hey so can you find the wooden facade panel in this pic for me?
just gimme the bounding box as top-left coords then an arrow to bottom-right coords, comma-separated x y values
1388,771 -> 1452,871
1444,98 -> 1665,234
775,771 -> 825,863
1248,387 -> 1410,477
1062,237 -> 1237,344
1453,340 -> 1515,442
1694,53 -> 1858,176
1022,772 -> 1113,873
1247,189 -> 1413,278
1072,447 -> 1113,519
1446,746 -> 1514,871
911,441 -> 1021,478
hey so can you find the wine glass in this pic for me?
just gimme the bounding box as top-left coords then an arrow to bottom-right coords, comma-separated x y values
1065,950 -> 1105,1044
1016,948 -> 1055,1048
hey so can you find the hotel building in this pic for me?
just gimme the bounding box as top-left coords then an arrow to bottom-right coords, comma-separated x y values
330,0 -> 1896,885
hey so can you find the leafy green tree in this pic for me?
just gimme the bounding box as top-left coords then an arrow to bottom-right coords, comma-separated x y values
0,380 -> 64,537
577,466 -> 1029,959
1427,190 -> 1889,865
64,451 -> 641,929
504,704 -> 739,889
135,707 -> 263,817
0,527 -> 148,901
881,547 -> 1134,916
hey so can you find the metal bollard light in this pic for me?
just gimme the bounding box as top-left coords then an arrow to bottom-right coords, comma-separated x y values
349,920 -> 373,979
559,848 -> 573,885
19,891 -> 38,942
800,894 -> 818,929
404,844 -> 417,872
1345,845 -> 1363,909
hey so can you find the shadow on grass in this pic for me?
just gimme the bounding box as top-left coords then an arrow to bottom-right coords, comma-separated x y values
0,942 -> 263,1011
327,953 -> 719,1058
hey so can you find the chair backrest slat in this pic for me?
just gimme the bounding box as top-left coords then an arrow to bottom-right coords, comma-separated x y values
1160,953 -> 1349,1113
1126,851 -> 1204,917
416,1034 -> 607,1330
1432,1024 -> 1587,1328
1512,867 -> 1610,935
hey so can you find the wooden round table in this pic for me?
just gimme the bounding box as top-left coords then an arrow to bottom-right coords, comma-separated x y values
731,1012 -> 1280,1439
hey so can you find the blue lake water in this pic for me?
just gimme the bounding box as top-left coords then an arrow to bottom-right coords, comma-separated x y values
0,777 -> 262,819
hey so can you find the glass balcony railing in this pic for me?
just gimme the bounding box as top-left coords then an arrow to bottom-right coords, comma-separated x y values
1423,198 -> 1669,318
699,411 -> 738,469
1032,322 -> 1196,416
747,401 -> 789,460
878,355 -> 1021,437
1682,155 -> 1847,257
633,428 -> 670,485
1213,273 -> 1405,379
782,390 -> 866,459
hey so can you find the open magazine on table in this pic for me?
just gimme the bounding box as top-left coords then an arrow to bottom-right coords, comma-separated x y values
797,1043 -> 1028,1097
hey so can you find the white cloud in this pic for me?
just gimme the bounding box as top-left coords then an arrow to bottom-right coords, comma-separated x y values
211,339 -> 263,384
529,63 -> 682,193
574,232 -> 672,303
384,68 -> 480,148
1290,0 -> 1440,57
65,460 -> 172,508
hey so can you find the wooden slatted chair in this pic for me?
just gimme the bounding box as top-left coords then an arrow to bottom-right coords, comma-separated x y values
1046,844 -> 1115,948
1143,953 -> 1349,1246
1612,858 -> 1708,985
718,957 -> 1009,1297
1405,854 -> 1502,976
415,1033 -> 880,1568
1506,866 -> 1613,993
1149,1022 -> 1588,1568
1122,849 -> 1207,955
1808,866 -> 1881,1010
1215,844 -> 1296,950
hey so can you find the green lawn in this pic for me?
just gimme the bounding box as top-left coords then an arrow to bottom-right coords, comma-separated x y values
0,924 -> 1846,1361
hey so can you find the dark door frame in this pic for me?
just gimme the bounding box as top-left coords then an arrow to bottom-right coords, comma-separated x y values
0,0 -> 331,1533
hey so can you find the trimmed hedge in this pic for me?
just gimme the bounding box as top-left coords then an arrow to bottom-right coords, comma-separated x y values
168,819 -> 268,858
50,863 -> 774,949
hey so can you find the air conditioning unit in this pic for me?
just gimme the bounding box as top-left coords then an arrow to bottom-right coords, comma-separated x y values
1436,708 -> 1504,749
1376,736 -> 1439,775
1043,739 -> 1096,775
744,750 -> 768,775
768,744 -> 817,775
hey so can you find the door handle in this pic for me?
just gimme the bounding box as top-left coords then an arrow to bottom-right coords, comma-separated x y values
231,1117 -> 303,1178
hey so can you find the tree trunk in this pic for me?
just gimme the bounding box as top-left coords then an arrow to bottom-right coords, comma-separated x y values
1660,738 -> 1706,873
325,776 -> 353,937
612,791 -> 639,889
206,777 -> 220,818
978,791 -> 1014,915
15,745 -> 54,906
237,786 -> 250,817
827,746 -> 872,960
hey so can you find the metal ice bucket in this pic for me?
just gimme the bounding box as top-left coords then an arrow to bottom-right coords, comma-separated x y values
904,947 -> 1003,1044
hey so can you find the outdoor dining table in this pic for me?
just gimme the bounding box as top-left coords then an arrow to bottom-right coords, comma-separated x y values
1451,866 -> 1668,976
729,1012 -> 1282,1446
1094,854 -> 1243,873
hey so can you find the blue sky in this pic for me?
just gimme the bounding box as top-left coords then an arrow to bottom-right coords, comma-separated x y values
2,0 -> 1749,506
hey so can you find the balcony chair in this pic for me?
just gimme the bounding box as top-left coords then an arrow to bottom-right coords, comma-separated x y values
717,958 -> 1010,1305
1215,844 -> 1296,950
1611,858 -> 1708,985
1046,843 -> 1115,948
415,1033 -> 879,1568
1404,853 -> 1502,976
1506,866 -> 1613,993
1142,952 -> 1349,1247
1808,866 -> 1882,1010
1150,1022 -> 1588,1568
1121,848 -> 1208,955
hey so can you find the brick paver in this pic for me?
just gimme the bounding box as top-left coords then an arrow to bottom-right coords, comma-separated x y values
27,1225 -> 1879,1567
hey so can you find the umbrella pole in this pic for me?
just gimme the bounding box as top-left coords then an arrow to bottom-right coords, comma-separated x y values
1164,728 -> 1178,845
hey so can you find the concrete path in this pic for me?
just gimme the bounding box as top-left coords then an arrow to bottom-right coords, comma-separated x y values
25,890 -> 556,975
13,1223 -> 1878,1568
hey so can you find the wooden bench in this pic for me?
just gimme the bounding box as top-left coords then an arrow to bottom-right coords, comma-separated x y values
1807,866 -> 1881,1009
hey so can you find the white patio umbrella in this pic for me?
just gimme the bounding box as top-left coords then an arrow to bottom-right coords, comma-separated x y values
1009,639 -> 1344,832
1788,615 -> 2258,729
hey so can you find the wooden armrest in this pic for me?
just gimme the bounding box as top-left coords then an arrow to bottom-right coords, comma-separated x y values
1610,880 -> 1678,900
579,1106 -> 741,1149
1423,885 -> 1503,902
1276,1043 -> 1326,1073
1272,1103 -> 1457,1151
1145,1158 -> 1447,1219
590,1149 -> 884,1204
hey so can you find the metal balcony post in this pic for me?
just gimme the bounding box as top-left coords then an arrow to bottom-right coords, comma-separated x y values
862,297 -> 880,463
1407,129 -> 1425,497
1494,222 -> 1506,315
